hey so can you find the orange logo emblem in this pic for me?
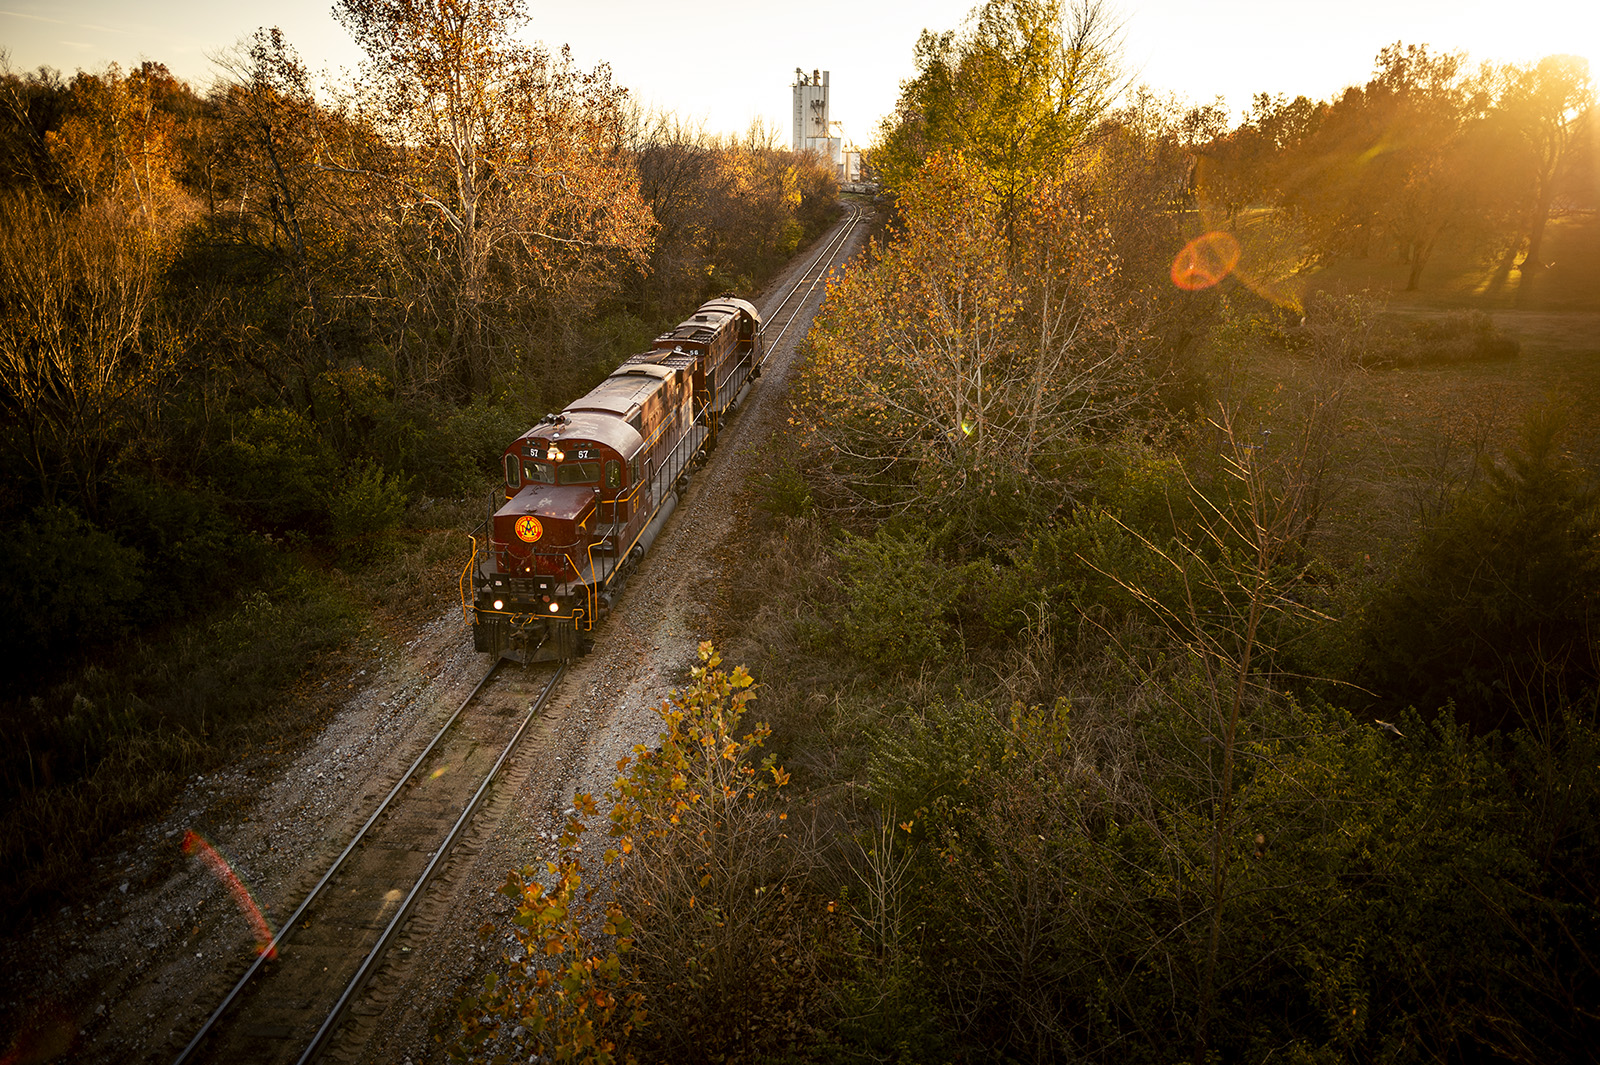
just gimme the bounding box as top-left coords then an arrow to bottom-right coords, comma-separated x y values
514,515 -> 543,543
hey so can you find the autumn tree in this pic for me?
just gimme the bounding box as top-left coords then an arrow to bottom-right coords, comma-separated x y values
701,120 -> 832,285
0,57 -> 71,197
332,0 -> 655,397
0,194 -> 165,510
622,110 -> 837,316
204,29 -> 347,414
458,646 -> 812,1064
1195,91 -> 1323,227
872,0 -> 1126,229
44,62 -> 199,243
0,63 -> 199,511
802,153 -> 1147,537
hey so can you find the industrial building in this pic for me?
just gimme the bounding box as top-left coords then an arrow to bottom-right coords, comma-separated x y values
791,68 -> 862,184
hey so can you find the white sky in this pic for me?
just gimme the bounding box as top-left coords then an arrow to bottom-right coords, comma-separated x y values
2,1 -> 1595,144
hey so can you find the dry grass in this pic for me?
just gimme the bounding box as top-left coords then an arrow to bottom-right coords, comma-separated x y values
1308,212 -> 1600,313
1232,214 -> 1600,569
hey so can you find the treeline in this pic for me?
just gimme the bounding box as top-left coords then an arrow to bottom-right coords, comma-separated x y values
0,22 -> 835,672
0,0 -> 835,914
1199,45 -> 1594,294
461,3 -> 1599,1064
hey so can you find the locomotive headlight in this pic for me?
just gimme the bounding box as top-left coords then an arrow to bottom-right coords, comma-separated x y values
547,444 -> 564,461
492,599 -> 504,611
548,601 -> 561,613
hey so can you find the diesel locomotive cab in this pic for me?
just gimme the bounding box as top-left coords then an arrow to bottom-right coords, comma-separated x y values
471,411 -> 648,662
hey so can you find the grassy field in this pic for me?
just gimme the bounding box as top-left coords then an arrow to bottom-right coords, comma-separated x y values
1239,212 -> 1600,568
1309,212 -> 1600,313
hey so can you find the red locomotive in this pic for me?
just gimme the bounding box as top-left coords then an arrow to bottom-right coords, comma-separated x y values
464,296 -> 763,661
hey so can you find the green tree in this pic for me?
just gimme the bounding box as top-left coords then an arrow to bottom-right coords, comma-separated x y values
872,0 -> 1125,230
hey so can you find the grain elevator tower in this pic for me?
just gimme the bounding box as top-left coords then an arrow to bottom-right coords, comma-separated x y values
792,68 -> 859,182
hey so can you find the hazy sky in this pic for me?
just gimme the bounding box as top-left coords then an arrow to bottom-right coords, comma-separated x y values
2,1 -> 1594,144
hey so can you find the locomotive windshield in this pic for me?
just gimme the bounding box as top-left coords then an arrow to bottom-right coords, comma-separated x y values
556,461 -> 602,485
522,461 -> 557,485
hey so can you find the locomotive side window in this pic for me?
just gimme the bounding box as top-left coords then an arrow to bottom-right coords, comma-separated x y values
504,454 -> 520,487
557,461 -> 602,485
522,461 -> 556,484
606,460 -> 621,489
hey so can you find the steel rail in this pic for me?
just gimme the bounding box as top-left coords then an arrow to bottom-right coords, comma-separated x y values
299,664 -> 566,1064
759,203 -> 860,357
172,660 -> 504,1065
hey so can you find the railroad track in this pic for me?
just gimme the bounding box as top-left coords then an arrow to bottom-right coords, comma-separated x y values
166,204 -> 864,1065
171,663 -> 563,1065
757,202 -> 861,360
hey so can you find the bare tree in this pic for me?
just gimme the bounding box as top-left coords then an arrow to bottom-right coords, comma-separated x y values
331,0 -> 655,397
0,194 -> 163,509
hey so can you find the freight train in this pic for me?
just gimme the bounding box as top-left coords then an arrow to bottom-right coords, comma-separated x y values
463,296 -> 763,662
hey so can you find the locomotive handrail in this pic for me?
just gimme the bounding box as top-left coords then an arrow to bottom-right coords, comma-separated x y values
459,535 -> 480,624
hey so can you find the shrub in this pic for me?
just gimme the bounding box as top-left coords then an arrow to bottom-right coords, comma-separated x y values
1360,404 -> 1600,730
105,475 -> 255,623
0,505 -> 145,674
209,406 -> 337,533
330,462 -> 409,562
754,457 -> 815,518
836,528 -> 965,673
1406,310 -> 1520,366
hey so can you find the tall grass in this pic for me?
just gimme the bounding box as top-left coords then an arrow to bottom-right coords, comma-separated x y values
0,565 -> 358,923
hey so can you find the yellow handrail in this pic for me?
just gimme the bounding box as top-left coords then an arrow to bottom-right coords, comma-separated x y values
459,534 -> 479,624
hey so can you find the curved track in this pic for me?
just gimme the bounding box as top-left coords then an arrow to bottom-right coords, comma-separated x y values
171,664 -> 563,1065
758,203 -> 860,361
0,200 -> 871,1065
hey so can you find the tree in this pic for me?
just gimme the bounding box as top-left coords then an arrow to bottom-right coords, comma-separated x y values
0,194 -> 164,510
0,56 -> 71,197
44,62 -> 198,243
624,107 -> 717,314
872,0 -> 1126,230
458,646 -> 806,1064
1496,55 -> 1592,294
801,153 -> 1146,537
208,29 -> 343,414
1196,91 -> 1323,227
332,0 -> 655,397
1362,404 -> 1600,733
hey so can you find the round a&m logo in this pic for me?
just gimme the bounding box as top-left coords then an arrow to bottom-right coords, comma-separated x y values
515,515 -> 543,543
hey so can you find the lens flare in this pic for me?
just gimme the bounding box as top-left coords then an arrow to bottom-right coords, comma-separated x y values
1171,231 -> 1243,291
182,830 -> 277,959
